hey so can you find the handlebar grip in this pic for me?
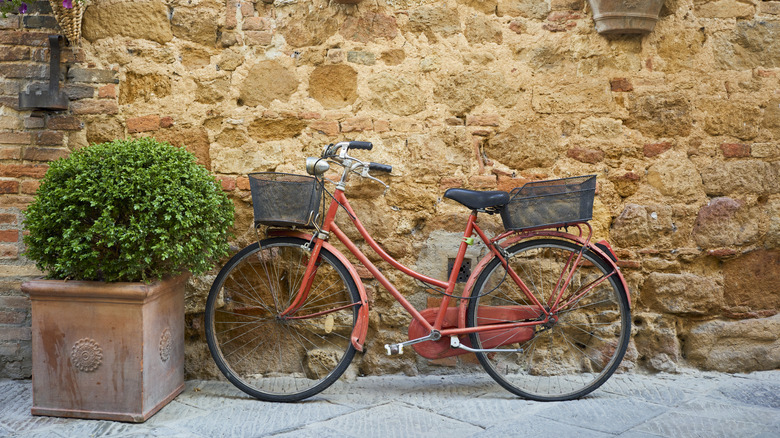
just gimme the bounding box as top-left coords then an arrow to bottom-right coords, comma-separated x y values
369,162 -> 392,173
349,141 -> 373,151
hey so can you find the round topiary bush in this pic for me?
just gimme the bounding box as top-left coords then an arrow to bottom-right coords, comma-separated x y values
24,137 -> 234,282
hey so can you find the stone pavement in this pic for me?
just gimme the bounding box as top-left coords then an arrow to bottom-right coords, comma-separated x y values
1,370 -> 779,438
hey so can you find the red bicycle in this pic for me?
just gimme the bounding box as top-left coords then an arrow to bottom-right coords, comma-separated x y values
205,141 -> 631,402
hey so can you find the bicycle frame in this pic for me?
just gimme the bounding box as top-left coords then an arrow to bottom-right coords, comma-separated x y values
271,181 -> 629,354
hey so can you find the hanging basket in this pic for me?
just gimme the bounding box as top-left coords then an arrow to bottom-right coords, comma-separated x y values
587,0 -> 665,35
48,0 -> 85,45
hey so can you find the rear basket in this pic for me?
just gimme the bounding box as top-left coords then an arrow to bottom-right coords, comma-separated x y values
501,175 -> 596,231
249,172 -> 322,228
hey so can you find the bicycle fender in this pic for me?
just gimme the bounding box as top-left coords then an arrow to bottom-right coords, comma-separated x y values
459,232 -> 632,327
268,229 -> 370,352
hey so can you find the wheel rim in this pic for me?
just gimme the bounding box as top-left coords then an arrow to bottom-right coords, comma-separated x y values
207,240 -> 358,400
469,239 -> 629,401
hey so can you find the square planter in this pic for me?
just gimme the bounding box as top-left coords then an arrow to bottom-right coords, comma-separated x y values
23,274 -> 188,422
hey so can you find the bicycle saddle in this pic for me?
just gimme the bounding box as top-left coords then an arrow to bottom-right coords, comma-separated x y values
443,188 -> 510,210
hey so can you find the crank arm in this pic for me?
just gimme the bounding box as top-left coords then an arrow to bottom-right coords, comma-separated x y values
449,336 -> 523,354
385,330 -> 441,355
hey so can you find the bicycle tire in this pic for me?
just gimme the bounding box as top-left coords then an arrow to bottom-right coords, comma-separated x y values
205,237 -> 360,402
466,238 -> 630,401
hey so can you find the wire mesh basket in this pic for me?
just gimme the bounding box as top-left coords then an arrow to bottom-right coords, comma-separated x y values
249,172 -> 322,228
501,175 -> 596,231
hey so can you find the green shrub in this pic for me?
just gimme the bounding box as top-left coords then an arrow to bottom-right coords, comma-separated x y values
24,138 -> 234,282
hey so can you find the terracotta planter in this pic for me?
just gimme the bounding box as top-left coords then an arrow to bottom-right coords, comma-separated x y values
587,0 -> 665,35
23,274 -> 188,423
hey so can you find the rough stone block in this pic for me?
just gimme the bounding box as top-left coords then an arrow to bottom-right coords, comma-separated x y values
642,272 -> 723,315
83,0 -> 173,43
700,160 -> 778,196
692,197 -> 758,248
723,250 -> 780,316
684,314 -> 780,372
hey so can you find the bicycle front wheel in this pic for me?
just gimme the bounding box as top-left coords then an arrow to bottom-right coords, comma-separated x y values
467,238 -> 630,401
205,237 -> 360,402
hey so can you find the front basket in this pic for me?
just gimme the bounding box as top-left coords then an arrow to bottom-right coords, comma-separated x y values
501,175 -> 596,231
249,172 -> 322,228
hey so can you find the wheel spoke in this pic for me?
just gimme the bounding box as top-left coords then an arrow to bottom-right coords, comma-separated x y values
205,238 -> 359,402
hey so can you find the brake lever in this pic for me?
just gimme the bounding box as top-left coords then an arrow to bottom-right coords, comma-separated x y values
356,166 -> 390,193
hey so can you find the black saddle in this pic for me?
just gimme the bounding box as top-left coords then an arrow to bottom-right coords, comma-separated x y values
443,188 -> 509,211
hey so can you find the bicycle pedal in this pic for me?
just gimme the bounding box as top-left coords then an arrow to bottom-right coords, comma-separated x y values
384,343 -> 403,355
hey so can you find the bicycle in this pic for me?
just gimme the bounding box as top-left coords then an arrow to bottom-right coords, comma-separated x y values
205,140 -> 632,402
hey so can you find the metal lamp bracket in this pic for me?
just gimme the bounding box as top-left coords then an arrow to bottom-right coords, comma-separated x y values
18,35 -> 69,111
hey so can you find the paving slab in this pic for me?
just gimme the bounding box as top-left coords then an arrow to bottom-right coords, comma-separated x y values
0,370 -> 778,437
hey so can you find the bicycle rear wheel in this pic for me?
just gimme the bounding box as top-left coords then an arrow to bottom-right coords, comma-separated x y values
467,238 -> 630,401
205,237 -> 360,402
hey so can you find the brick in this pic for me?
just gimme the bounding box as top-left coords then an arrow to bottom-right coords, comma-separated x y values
0,244 -> 19,260
0,214 -> 17,225
23,147 -> 68,161
240,1 -> 254,16
216,175 -> 236,191
0,31 -> 49,46
0,180 -> 19,194
0,311 -> 26,324
0,96 -> 20,110
0,195 -> 35,208
20,180 -> 40,195
0,164 -> 49,178
225,0 -> 238,29
71,99 -> 118,115
309,120 -> 340,137
0,46 -> 29,61
47,116 -> 83,131
0,64 -> 47,79
466,114 -> 500,127
245,31 -> 273,46
551,0 -> 584,10
610,78 -> 633,92
644,142 -> 673,157
439,177 -> 465,191
341,117 -> 372,133
236,176 -> 250,191
0,116 -> 20,130
374,120 -> 390,133
468,175 -> 497,189
759,1 -> 780,15
244,17 -> 270,31
0,230 -> 18,242
497,175 -> 531,192
98,84 -> 116,99
0,16 -> 21,29
720,143 -> 751,158
0,326 -> 31,341
23,117 -> 45,129
0,132 -> 31,145
67,67 -> 119,84
127,115 -> 161,133
23,15 -> 59,29
35,131 -> 64,146
160,116 -> 174,128
567,147 -> 605,164
0,147 -> 21,160
0,296 -> 31,308
64,84 -> 95,100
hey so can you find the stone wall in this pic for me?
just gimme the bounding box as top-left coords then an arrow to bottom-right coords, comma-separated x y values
1,0 -> 779,378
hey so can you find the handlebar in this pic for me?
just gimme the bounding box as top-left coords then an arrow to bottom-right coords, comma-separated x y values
314,141 -> 392,188
369,162 -> 392,173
